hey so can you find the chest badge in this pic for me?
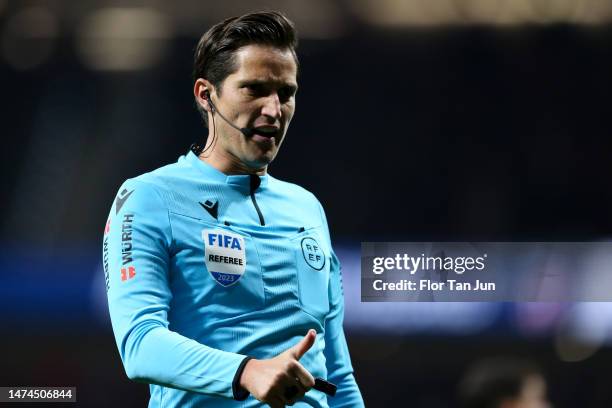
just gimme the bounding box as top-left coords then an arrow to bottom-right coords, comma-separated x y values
301,237 -> 325,271
202,229 -> 246,287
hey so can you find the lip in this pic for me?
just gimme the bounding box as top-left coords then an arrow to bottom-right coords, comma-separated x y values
251,127 -> 280,139
251,133 -> 276,145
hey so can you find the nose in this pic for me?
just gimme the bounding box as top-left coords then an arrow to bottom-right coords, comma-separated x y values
260,93 -> 282,120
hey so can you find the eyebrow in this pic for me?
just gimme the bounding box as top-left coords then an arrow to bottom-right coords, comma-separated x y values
237,79 -> 298,93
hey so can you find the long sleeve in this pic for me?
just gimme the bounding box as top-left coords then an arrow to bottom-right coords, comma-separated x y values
318,202 -> 365,408
103,178 -> 248,400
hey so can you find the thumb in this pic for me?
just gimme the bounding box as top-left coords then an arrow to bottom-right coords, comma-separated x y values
290,329 -> 316,360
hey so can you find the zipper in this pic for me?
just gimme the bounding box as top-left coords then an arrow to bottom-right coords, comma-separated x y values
249,175 -> 265,226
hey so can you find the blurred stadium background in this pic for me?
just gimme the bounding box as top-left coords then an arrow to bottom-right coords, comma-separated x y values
2,0 -> 612,406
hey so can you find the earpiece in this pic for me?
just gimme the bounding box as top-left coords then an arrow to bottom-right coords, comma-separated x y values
204,90 -> 214,112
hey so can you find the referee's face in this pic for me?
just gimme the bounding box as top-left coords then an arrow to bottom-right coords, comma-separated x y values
213,44 -> 298,172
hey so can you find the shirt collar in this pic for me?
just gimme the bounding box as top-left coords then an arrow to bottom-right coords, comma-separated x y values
186,150 -> 269,188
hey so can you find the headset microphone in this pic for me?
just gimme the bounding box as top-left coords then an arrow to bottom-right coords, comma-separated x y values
205,91 -> 255,138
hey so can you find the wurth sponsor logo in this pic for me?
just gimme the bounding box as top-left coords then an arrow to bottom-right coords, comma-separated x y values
121,213 -> 134,265
121,266 -> 136,281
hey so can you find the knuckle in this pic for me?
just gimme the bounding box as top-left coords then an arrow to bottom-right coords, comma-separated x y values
286,360 -> 297,371
273,372 -> 285,384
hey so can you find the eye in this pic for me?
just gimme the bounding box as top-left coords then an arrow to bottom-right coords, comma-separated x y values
278,86 -> 296,103
243,83 -> 266,96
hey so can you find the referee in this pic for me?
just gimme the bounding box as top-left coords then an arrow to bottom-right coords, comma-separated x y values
103,11 -> 364,408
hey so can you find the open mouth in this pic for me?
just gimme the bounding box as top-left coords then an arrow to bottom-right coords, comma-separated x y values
252,127 -> 279,138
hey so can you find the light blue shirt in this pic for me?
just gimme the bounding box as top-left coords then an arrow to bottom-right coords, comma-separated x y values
103,151 -> 364,407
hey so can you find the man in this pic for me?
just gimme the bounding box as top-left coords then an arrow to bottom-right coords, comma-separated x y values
457,357 -> 551,408
103,11 -> 364,408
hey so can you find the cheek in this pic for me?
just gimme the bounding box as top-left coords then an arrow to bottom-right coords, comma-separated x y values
220,130 -> 244,150
282,103 -> 295,122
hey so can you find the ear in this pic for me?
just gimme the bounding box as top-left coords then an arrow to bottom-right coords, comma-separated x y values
194,78 -> 213,113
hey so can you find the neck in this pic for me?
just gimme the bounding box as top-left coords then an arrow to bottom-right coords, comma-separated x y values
198,149 -> 267,176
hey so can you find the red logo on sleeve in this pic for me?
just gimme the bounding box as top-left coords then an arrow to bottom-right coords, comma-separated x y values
104,218 -> 111,236
121,266 -> 136,281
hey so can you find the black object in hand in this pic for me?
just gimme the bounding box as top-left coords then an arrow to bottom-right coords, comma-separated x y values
313,377 -> 337,397
284,385 -> 298,399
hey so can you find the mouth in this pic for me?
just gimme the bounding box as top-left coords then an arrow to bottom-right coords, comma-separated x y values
251,126 -> 280,139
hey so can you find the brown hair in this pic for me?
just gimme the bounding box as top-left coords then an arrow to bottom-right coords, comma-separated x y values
193,11 -> 299,126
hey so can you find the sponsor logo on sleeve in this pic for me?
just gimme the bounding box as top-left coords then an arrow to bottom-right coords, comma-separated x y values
121,213 -> 134,265
120,213 -> 136,282
103,218 -> 111,291
202,229 -> 246,287
121,266 -> 136,281
115,188 -> 135,214
104,218 -> 111,236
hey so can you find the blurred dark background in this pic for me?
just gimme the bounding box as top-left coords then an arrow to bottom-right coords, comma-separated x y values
2,0 -> 612,406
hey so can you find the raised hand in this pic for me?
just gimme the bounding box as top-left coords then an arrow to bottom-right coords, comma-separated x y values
239,329 -> 317,407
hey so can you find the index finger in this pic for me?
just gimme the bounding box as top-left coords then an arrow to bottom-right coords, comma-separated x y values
290,361 -> 315,390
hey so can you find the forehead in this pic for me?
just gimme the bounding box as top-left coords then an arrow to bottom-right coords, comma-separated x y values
228,44 -> 297,85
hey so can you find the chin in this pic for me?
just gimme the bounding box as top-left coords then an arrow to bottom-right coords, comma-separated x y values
253,156 -> 275,168
249,149 -> 277,167
242,154 -> 272,170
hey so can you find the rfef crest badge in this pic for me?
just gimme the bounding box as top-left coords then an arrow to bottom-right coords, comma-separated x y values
301,237 -> 325,270
202,229 -> 246,287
